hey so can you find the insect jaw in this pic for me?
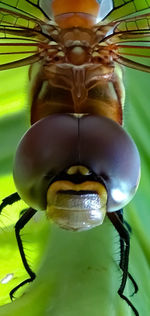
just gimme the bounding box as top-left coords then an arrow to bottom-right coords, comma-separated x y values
46,180 -> 107,231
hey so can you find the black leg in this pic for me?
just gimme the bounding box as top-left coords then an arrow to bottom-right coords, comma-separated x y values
107,211 -> 139,316
118,209 -> 132,233
10,207 -> 37,300
117,211 -> 138,296
0,192 -> 20,213
124,220 -> 132,233
19,208 -> 29,218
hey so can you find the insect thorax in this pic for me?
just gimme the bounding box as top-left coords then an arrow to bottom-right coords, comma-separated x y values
29,27 -> 125,125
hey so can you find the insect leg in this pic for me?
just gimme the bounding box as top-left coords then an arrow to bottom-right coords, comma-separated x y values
117,209 -> 131,232
111,72 -> 125,124
0,192 -> 21,214
10,207 -> 37,300
117,210 -> 138,296
124,220 -> 132,233
107,211 -> 139,316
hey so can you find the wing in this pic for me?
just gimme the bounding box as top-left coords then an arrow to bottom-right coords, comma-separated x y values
0,1 -> 59,70
0,0 -> 50,21
102,0 -> 150,22
99,11 -> 150,72
112,40 -> 150,73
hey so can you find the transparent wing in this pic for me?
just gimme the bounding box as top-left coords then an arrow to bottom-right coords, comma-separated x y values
104,0 -> 150,22
0,1 -> 58,69
0,39 -> 41,70
116,44 -> 150,59
0,7 -> 45,30
113,41 -> 150,72
114,13 -> 150,34
100,10 -> 150,72
0,14 -> 45,70
102,30 -> 150,72
0,0 -> 50,21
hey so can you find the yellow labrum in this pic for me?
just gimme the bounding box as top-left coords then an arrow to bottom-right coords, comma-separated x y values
46,179 -> 107,231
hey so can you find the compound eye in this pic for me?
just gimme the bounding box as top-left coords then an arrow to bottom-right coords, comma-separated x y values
79,115 -> 141,212
13,114 -> 79,211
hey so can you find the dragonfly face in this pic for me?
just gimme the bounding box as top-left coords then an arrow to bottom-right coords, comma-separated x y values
0,0 -> 150,312
13,113 -> 140,230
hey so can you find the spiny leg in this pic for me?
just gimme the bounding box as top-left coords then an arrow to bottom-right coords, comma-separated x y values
107,211 -> 139,316
10,207 -> 37,300
117,210 -> 138,296
0,192 -> 21,213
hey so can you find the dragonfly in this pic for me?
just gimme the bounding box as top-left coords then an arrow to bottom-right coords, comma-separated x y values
0,0 -> 150,315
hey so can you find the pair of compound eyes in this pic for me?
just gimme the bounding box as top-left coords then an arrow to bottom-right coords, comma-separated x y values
13,114 -> 140,213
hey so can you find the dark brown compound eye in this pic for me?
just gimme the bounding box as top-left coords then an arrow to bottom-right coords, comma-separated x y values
13,114 -> 140,214
13,114 -> 79,210
79,115 -> 140,212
